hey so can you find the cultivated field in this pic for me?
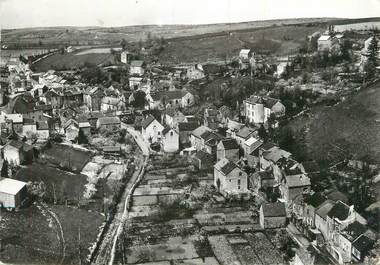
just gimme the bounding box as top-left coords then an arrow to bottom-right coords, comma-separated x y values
39,144 -> 93,173
32,49 -> 115,72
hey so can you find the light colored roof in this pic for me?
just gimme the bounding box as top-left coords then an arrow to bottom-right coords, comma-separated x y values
97,116 -> 120,125
79,122 -> 91,128
318,35 -> 332,41
0,178 -> 27,195
263,147 -> 291,163
244,137 -> 259,146
285,174 -> 311,188
240,49 -> 251,55
0,113 -> 23,124
191,125 -> 211,139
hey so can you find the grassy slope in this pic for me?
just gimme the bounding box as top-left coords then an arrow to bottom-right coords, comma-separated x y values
290,81 -> 380,163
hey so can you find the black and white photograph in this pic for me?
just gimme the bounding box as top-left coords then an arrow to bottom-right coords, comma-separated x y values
0,0 -> 380,264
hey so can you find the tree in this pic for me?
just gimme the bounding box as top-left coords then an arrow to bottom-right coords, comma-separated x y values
1,160 -> 8,178
120,38 -> 127,51
367,34 -> 379,66
132,90 -> 147,109
258,125 -> 268,142
77,129 -> 88,145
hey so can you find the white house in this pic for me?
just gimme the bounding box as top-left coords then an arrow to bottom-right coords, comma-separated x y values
317,34 -> 338,51
186,64 -> 205,80
244,95 -> 285,124
214,158 -> 248,194
141,115 -> 164,144
121,51 -> 131,64
162,127 -> 179,153
130,60 -> 145,76
3,140 -> 33,166
0,178 -> 27,208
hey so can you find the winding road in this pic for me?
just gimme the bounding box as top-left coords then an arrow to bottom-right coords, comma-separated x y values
91,124 -> 149,265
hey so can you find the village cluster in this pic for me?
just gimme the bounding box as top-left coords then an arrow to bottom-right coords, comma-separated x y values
0,21 -> 380,265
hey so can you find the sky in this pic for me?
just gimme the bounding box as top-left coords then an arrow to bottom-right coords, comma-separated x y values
0,0 -> 380,29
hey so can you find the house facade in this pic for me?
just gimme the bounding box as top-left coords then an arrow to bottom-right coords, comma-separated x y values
214,158 -> 248,194
259,202 -> 287,229
162,127 -> 179,153
141,115 -> 164,144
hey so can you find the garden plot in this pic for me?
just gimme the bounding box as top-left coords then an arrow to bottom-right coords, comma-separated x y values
208,235 -> 241,265
244,233 -> 285,265
126,237 -> 199,264
173,257 -> 220,265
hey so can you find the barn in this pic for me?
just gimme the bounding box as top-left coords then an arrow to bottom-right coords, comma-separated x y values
0,178 -> 27,209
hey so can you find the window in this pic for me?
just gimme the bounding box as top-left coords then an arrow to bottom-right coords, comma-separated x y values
238,179 -> 241,185
170,131 -> 173,136
239,172 -> 242,176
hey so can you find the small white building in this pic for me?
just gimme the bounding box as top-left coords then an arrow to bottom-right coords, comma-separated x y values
0,178 -> 27,208
141,115 -> 164,144
317,34 -> 338,51
214,158 -> 248,194
162,127 -> 179,153
121,51 -> 131,64
130,60 -> 145,76
244,95 -> 285,124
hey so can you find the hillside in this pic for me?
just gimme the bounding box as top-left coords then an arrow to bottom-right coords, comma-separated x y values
1,17 -> 340,48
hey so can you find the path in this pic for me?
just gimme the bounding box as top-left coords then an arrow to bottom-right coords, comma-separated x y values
91,127 -> 150,265
286,222 -> 310,248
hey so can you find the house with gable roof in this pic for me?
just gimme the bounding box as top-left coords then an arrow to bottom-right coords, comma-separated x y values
214,158 -> 248,194
161,126 -> 179,153
244,95 -> 285,124
141,115 -> 164,144
216,138 -> 239,162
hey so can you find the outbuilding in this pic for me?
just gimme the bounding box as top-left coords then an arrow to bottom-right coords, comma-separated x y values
259,202 -> 287,229
0,177 -> 27,209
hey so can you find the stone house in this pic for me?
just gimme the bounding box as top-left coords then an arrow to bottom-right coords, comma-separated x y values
0,178 -> 27,208
244,95 -> 285,124
214,158 -> 248,194
177,122 -> 199,146
280,173 -> 311,205
259,202 -> 287,229
130,60 -> 146,76
190,125 -> 212,150
216,138 -> 239,162
193,150 -> 214,170
141,115 -> 164,144
2,140 -> 33,166
161,127 -> 179,153
96,116 -> 121,131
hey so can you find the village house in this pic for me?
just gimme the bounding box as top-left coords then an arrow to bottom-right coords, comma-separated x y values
234,126 -> 257,147
239,49 -> 254,70
280,173 -> 311,205
161,127 -> 179,153
317,34 -> 338,51
0,177 -> 27,209
100,96 -> 124,113
63,118 -> 79,141
141,115 -> 164,144
120,51 -> 131,64
259,202 -> 287,229
302,192 -> 328,228
259,144 -> 291,173
249,170 -> 276,192
177,122 -> 199,147
244,95 -> 285,124
164,109 -> 186,128
193,150 -> 214,171
214,158 -> 248,194
352,234 -> 375,262
325,201 -> 367,264
203,108 -> 220,130
2,140 -> 33,166
130,60 -> 146,76
41,89 -> 63,109
200,131 -> 223,159
162,90 -> 195,109
0,113 -> 23,133
216,138 -> 239,162
79,121 -> 91,137
186,64 -> 205,80
96,116 -> 121,131
315,200 -> 335,242
190,125 -> 212,150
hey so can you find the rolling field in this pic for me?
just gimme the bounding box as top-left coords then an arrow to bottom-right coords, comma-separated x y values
289,81 -> 380,164
32,49 -> 115,71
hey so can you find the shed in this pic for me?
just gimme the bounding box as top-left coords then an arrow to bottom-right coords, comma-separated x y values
0,177 -> 27,208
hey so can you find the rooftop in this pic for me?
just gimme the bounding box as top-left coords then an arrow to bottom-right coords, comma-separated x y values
215,158 -> 238,176
262,202 -> 286,217
327,201 -> 351,221
285,174 -> 311,188
219,138 -> 239,150
141,115 -> 158,129
0,177 -> 27,195
97,116 -> 120,126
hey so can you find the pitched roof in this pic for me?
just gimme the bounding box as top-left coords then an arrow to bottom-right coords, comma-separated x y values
178,122 -> 198,132
215,158 -> 239,176
315,200 -> 335,219
325,190 -> 349,204
262,202 -> 286,217
200,130 -> 222,142
219,138 -> 239,150
0,177 -> 27,195
245,95 -> 282,109
327,201 -> 351,221
191,125 -> 211,139
130,60 -> 145,67
97,116 -> 120,126
103,146 -> 121,152
285,174 -> 311,188
194,150 -> 213,163
236,126 -> 256,139
263,147 -> 292,163
141,115 -> 157,129
162,126 -> 172,135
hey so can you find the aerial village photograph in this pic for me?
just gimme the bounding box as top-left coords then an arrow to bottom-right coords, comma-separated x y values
0,0 -> 380,264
